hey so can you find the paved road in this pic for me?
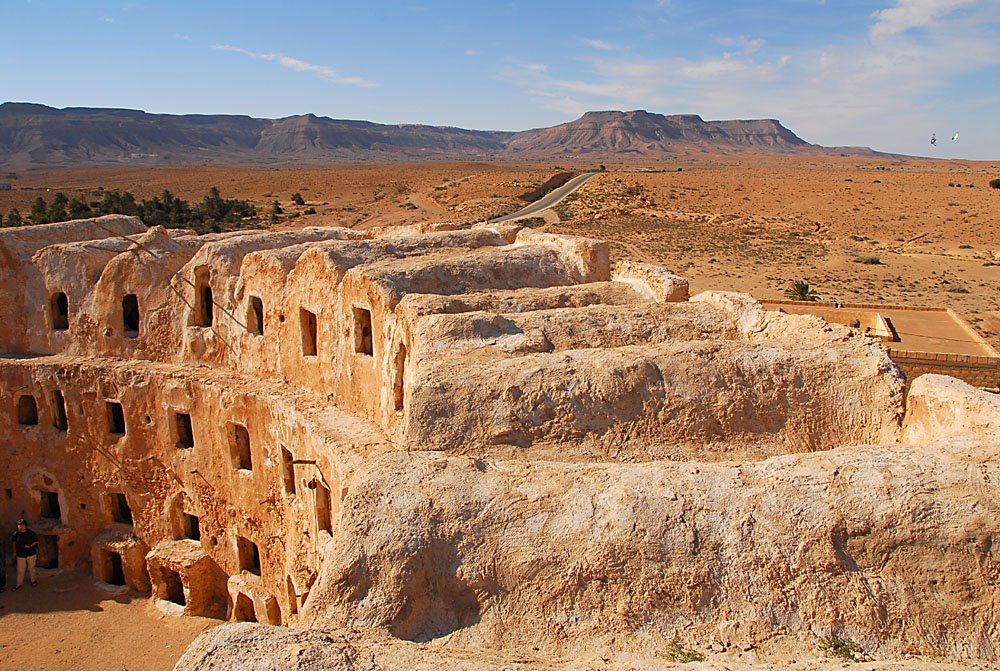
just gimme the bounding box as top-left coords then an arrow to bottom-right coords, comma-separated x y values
489,172 -> 598,223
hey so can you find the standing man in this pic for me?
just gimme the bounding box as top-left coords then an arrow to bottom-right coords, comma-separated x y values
12,519 -> 38,590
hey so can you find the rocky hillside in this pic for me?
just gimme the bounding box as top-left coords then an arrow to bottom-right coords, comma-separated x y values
505,110 -> 812,156
0,103 -> 511,166
0,103 -> 874,167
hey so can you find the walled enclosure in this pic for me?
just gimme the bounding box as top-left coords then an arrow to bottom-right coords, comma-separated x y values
2,216 -> 999,667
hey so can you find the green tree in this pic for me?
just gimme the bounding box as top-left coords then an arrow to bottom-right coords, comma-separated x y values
785,279 -> 820,302
30,196 -> 48,224
291,192 -> 305,206
68,197 -> 92,219
4,208 -> 22,227
47,192 -> 69,222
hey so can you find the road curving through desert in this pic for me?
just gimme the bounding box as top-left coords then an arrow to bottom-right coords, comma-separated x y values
489,171 -> 597,223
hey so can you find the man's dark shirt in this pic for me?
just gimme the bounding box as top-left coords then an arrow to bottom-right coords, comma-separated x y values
13,529 -> 38,558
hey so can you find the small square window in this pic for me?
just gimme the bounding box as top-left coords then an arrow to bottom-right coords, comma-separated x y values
300,308 -> 317,357
17,395 -> 38,426
248,296 -> 264,336
107,401 -> 126,435
237,536 -> 261,575
183,513 -> 200,541
174,412 -> 194,449
353,307 -> 373,356
109,492 -> 133,525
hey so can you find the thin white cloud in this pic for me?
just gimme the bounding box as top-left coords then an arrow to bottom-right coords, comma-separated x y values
211,45 -> 377,88
718,36 -> 765,57
465,49 -> 479,57
499,1 -> 1000,155
870,0 -> 976,39
583,38 -> 619,51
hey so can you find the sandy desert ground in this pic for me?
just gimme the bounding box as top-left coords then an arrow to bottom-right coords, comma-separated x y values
3,156 -> 997,353
0,155 -> 998,670
0,569 -> 215,671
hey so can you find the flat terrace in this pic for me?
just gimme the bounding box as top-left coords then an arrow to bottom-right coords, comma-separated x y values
764,299 -> 1000,389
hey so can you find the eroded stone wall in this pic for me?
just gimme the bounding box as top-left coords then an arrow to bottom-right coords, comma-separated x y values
7,215 -> 993,668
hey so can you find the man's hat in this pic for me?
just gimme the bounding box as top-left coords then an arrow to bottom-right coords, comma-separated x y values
17,518 -> 27,525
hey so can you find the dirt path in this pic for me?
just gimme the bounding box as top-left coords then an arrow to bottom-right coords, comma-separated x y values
0,569 -> 218,671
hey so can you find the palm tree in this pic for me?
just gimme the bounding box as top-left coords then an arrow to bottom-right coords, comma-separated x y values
785,279 -> 820,302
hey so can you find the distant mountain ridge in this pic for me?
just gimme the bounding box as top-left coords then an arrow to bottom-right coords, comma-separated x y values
0,103 -> 880,167
506,110 -> 811,156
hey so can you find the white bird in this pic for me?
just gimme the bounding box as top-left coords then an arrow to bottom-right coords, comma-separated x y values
951,132 -> 960,142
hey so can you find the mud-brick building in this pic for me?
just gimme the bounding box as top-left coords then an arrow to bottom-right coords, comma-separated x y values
0,215 -> 908,628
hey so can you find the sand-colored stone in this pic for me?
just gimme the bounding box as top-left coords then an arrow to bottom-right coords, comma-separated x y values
1,214 -> 998,671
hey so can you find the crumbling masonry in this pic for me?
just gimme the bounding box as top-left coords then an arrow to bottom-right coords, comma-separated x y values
3,216 -> 998,665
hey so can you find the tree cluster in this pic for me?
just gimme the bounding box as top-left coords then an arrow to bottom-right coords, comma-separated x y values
2,187 -> 258,234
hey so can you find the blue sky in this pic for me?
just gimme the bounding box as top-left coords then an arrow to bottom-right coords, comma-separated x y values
3,0 -> 999,159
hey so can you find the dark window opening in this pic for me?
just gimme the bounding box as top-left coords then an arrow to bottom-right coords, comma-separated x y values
40,489 -> 61,520
234,593 -> 257,622
107,401 -> 126,435
17,395 -> 38,426
195,270 -> 214,327
175,412 -> 194,449
164,569 -> 185,606
183,513 -> 201,541
52,390 -> 67,431
286,576 -> 298,616
51,291 -> 69,330
122,294 -> 140,337
393,343 -> 407,412
248,296 -> 264,336
300,308 -> 317,356
4,489 -> 11,500
230,423 -> 252,471
315,483 -> 332,534
109,492 -> 133,525
281,447 -> 296,495
353,307 -> 373,355
237,536 -> 261,576
37,534 -> 59,569
101,550 -> 126,586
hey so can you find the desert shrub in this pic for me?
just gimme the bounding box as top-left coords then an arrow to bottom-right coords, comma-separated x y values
303,207 -> 317,215
291,192 -> 305,206
786,279 -> 820,302
854,255 -> 882,265
947,286 -> 971,293
820,634 -> 862,661
660,637 -> 705,663
990,178 -> 1000,189
2,208 -> 22,227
